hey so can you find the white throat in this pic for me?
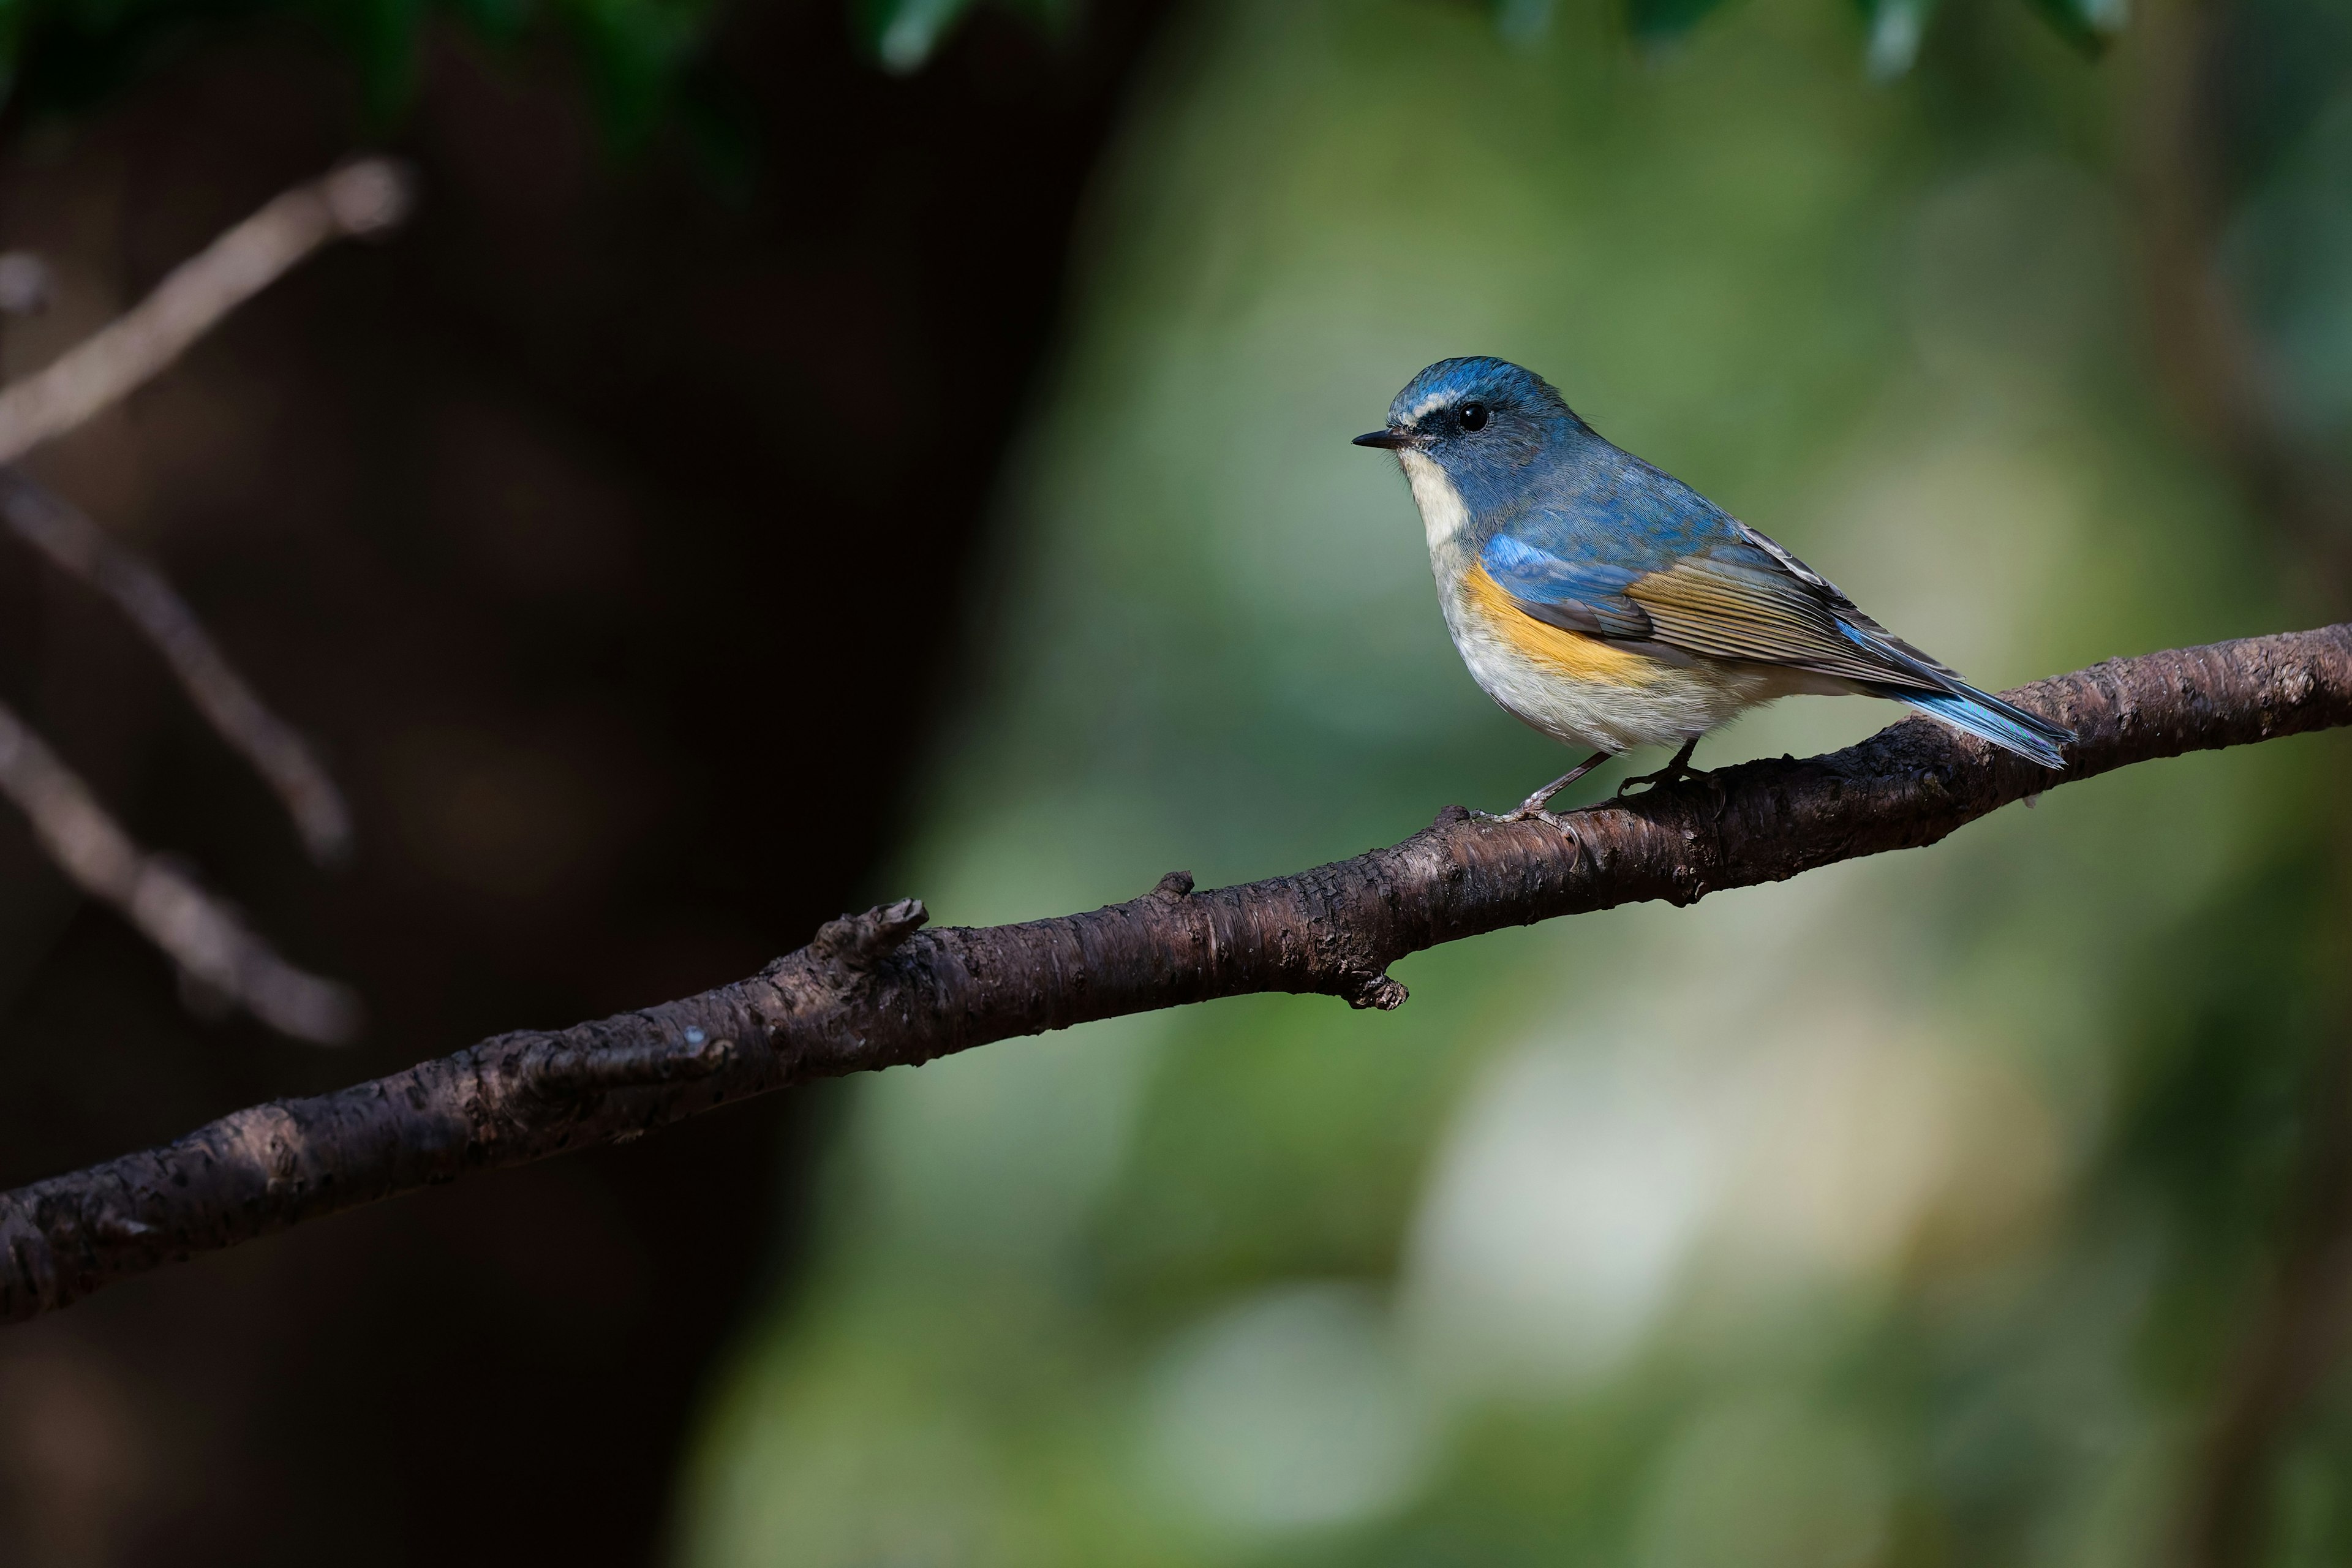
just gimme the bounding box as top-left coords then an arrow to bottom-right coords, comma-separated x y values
1397,449 -> 1471,553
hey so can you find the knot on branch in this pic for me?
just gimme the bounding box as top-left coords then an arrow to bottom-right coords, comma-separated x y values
1150,870 -> 1194,901
1340,970 -> 1409,1011
810,899 -> 929,973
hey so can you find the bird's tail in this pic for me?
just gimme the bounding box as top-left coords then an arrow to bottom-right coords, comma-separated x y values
1899,685 -> 2072,769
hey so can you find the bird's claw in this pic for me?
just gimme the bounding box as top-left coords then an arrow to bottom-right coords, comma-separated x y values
1469,750 -> 1611,829
1615,762 -> 1707,799
1472,804 -> 1578,834
1615,738 -> 1707,799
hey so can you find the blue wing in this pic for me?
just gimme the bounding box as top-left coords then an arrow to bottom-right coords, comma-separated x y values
1478,530 -> 1653,638
1477,450 -> 2072,766
1476,454 -> 1905,683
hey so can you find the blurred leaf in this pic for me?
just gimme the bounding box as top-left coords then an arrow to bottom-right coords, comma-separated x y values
861,0 -> 977,74
1626,0 -> 1732,44
549,0 -> 711,142
2024,0 -> 2127,56
861,0 -> 1069,74
1856,0 -> 1934,78
0,0 -> 2147,151
1,0 -> 714,132
1493,0 -> 1556,45
1498,0 -> 2134,75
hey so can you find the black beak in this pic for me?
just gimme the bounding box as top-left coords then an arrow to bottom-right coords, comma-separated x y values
1352,428 -> 1411,449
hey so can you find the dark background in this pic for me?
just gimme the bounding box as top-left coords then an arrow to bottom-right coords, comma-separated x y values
0,0 -> 1167,1557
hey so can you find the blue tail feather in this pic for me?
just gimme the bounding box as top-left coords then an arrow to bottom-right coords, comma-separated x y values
1831,619 -> 2071,769
1901,687 -> 2071,769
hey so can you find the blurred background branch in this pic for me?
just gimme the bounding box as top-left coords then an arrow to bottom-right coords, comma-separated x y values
0,157 -> 412,1047
0,159 -> 410,469
0,701 -> 357,1044
0,469 -> 352,863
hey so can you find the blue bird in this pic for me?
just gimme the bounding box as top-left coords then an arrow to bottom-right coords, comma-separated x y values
1354,356 -> 2072,821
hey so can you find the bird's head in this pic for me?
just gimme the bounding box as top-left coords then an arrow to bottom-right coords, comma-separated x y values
1352,356 -> 1585,494
1354,357 -> 1589,545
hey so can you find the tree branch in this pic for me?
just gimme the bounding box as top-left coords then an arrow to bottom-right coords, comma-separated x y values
0,468 -> 352,862
0,624 -> 2343,1323
0,699 -> 358,1044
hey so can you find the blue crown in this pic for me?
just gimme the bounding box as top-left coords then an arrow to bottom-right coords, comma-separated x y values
1387,356 -> 1574,429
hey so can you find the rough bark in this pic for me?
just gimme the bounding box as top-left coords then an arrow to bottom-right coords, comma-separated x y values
2,622 -> 2346,1323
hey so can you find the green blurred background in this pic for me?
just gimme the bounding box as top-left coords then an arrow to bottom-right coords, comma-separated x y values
669,0 -> 2352,1562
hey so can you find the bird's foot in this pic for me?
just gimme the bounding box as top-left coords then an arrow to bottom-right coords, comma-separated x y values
1468,750 -> 1612,832
1615,739 -> 1706,799
1472,803 -> 1576,830
1613,762 -> 1708,797
1471,801 -> 1583,862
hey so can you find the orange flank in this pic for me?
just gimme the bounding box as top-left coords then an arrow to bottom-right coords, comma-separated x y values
1460,564 -> 1669,688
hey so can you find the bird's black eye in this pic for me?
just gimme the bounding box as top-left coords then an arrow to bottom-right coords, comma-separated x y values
1458,401 -> 1488,432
